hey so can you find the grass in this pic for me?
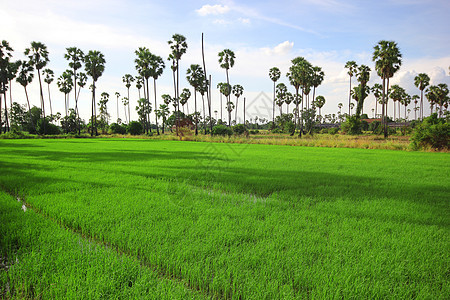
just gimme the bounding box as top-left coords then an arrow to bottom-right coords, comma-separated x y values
0,138 -> 449,299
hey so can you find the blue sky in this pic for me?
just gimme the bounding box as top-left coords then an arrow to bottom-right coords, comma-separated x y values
2,0 -> 450,122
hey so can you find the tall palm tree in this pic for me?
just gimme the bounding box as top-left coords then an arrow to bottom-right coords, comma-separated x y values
135,75 -> 143,99
42,68 -> 54,117
275,83 -> 287,116
84,50 -> 106,136
371,83 -> 382,119
402,93 -> 411,120
15,60 -> 34,125
314,95 -> 326,120
311,66 -> 324,109
412,95 -> 419,120
122,74 -> 134,124
65,47 -> 84,129
156,103 -> 170,134
425,86 -> 437,114
217,82 -> 224,121
180,88 -> 191,115
414,73 -> 430,119
220,83 -> 232,126
168,34 -> 188,136
149,55 -> 165,135
0,40 -> 15,132
345,61 -> 358,116
373,40 -> 402,137
25,41 -> 49,132
218,49 -> 235,124
198,78 -> 209,133
232,84 -> 243,123
355,64 -> 371,117
135,47 -> 153,133
388,84 -> 405,122
115,92 -> 120,123
122,97 -> 129,123
186,64 -> 204,135
57,70 -> 73,133
338,102 -> 343,115
269,67 -> 281,124
435,83 -> 449,118
285,92 -> 293,114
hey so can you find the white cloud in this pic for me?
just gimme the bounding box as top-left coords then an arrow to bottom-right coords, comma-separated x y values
262,41 -> 294,56
196,4 -> 230,16
213,19 -> 231,25
238,18 -> 251,25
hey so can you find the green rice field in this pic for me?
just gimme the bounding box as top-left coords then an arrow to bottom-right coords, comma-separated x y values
1,139 -> 449,299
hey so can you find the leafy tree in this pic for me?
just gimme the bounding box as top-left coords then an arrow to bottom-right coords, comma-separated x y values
232,84 -> 243,123
84,50 -> 106,136
269,67 -> 281,124
373,40 -> 402,137
9,102 -> 26,131
411,113 -> 449,150
128,121 -> 143,135
414,73 -> 430,119
149,54 -> 165,135
345,61 -> 358,116
355,64 -> 371,117
25,41 -> 49,131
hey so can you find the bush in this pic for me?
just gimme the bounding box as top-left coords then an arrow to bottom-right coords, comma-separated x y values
361,120 -> 369,131
249,129 -> 259,134
411,113 -> 449,150
110,123 -> 127,134
329,127 -> 339,135
369,121 -> 381,133
232,124 -> 247,135
341,115 -> 361,135
36,118 -> 60,135
127,121 -> 143,135
212,125 -> 233,136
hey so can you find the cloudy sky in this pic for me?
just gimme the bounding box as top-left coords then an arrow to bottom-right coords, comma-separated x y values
2,0 -> 450,122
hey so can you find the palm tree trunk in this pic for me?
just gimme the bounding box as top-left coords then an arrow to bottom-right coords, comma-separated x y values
37,69 -> 46,134
235,97 -> 238,124
348,75 -> 352,116
272,81 -> 275,125
24,86 -> 33,128
3,92 -> 9,133
202,94 -> 206,134
420,89 -> 423,119
47,83 -> 53,117
176,61 -> 180,136
153,79 -> 160,135
194,89 -> 198,135
243,97 -> 246,130
146,78 -> 152,133
220,93 -> 223,121
127,87 -> 131,124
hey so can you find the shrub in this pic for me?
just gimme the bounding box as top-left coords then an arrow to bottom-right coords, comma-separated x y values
127,121 -> 143,135
249,129 -> 259,134
411,113 -> 449,150
109,123 -> 127,134
369,121 -> 381,133
341,115 -> 361,135
36,118 -> 60,135
232,124 -> 247,135
329,127 -> 339,135
361,120 -> 369,131
212,125 -> 233,136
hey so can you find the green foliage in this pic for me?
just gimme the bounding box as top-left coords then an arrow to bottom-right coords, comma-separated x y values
369,120 -> 381,133
249,129 -> 259,134
361,120 -> 369,131
411,113 -> 449,150
36,118 -> 60,135
232,124 -> 246,135
110,122 -> 127,134
212,124 -> 233,136
127,121 -> 143,135
341,115 -> 362,134
328,127 -> 339,135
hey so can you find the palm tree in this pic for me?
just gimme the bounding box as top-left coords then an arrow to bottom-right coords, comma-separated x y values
65,47 -> 84,130
435,83 -> 449,118
314,95 -> 326,120
156,104 -> 170,134
412,95 -> 419,120
218,49 -> 235,124
168,34 -> 188,136
135,47 -> 153,133
42,68 -> 54,117
15,60 -> 34,125
402,93 -> 411,120
338,102 -> 343,115
373,40 -> 402,137
180,88 -> 191,114
122,74 -> 134,124
149,55 -> 165,135
122,97 -> 129,123
275,83 -> 287,116
425,86 -> 438,114
311,66 -> 324,109
135,75 -> 143,99
0,40 -> 15,132
84,50 -> 106,136
25,41 -> 49,132
186,64 -> 204,135
355,64 -> 371,117
232,84 -> 244,123
114,92 -> 120,123
57,70 -> 73,133
349,103 -> 354,115
371,83 -> 382,119
285,92 -> 293,114
388,85 -> 405,122
198,78 -> 209,133
5,61 -> 20,127
220,83 -> 232,126
414,73 -> 430,119
345,61 -> 358,116
269,67 -> 281,124
217,82 -> 224,121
